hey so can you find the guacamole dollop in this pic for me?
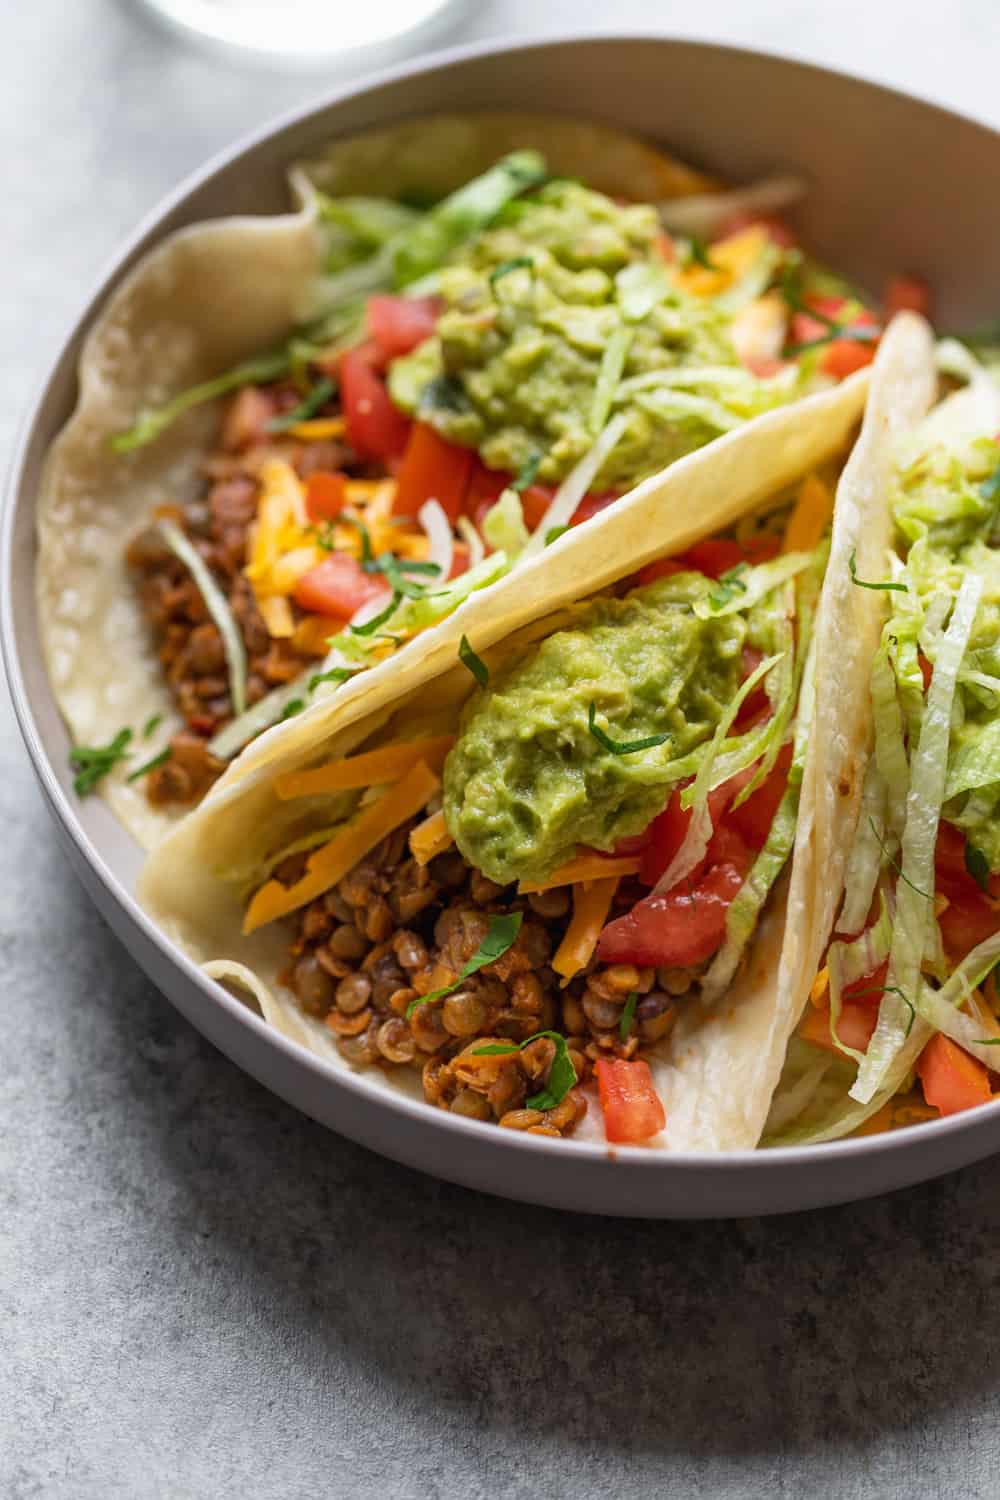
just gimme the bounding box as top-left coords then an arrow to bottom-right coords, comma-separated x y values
389,181 -> 781,489
443,573 -> 747,886
892,434 -> 1000,866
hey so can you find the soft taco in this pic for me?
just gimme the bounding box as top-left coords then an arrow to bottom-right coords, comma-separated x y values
39,110 -> 906,850
763,331 -> 1000,1144
137,317 -> 929,1153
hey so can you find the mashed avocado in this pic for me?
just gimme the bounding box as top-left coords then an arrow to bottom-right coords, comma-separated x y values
893,435 -> 1000,866
388,181 -> 782,489
443,573 -> 747,885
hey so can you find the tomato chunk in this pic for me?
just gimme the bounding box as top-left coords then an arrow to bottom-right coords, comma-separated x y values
597,860 -> 746,968
304,470 -> 348,523
883,275 -> 931,321
675,537 -> 745,579
726,744 -> 792,851
841,959 -> 889,1006
292,553 -> 389,621
934,821 -> 1000,960
790,295 -> 880,379
799,1001 -> 877,1055
339,347 -> 411,462
595,1058 -> 666,1144
918,1034 -> 992,1116
393,422 -> 473,524
569,489 -> 620,527
366,294 -> 439,359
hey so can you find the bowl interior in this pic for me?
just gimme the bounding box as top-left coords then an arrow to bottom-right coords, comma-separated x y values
8,34 -> 1000,1216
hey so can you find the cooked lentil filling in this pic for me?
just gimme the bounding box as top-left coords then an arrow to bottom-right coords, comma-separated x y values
282,817 -> 691,1137
126,382 -> 365,806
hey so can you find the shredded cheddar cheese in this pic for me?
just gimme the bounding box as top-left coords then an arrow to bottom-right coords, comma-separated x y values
672,226 -> 768,299
244,760 -> 440,932
409,809 -> 453,866
289,416 -> 347,441
518,853 -> 641,894
783,474 -> 833,554
552,878 -> 619,981
274,737 -> 455,801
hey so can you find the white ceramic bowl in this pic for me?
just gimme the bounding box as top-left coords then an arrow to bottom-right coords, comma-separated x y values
8,34 -> 1000,1217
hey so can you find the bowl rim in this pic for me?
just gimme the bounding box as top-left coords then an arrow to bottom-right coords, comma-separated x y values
6,26 -> 1000,1178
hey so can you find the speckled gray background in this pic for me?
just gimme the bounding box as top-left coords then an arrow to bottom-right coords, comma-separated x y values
6,3 -> 1000,1496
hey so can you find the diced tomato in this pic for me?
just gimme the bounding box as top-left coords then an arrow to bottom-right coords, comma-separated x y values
734,646 -> 769,730
918,1033 -> 992,1116
598,860 -> 747,968
842,959 -> 889,1006
304,470 -> 348,523
614,831 -> 652,857
366,295 -> 439,360
339,347 -> 411,463
716,211 -> 797,248
292,553 -> 389,621
393,422 -> 473,524
639,788 -> 693,886
937,890 -> 1000,963
790,295 -> 880,379
918,651 -> 933,694
569,489 -> 621,527
726,744 -> 793,851
742,532 -> 782,563
595,1058 -> 666,1144
704,820 -> 755,873
448,543 -> 469,580
675,537 -> 746,579
520,483 -> 557,531
883,275 -> 931,321
635,557 -> 686,587
465,460 -> 508,515
799,1001 -> 878,1055
934,820 -> 1000,960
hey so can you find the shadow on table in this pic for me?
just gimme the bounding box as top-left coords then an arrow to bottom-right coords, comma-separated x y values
96,935 -> 1000,1466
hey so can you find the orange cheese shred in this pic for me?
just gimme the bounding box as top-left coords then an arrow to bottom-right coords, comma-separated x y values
409,809 -> 454,866
244,760 -> 440,933
289,416 -> 347,440
552,878 -> 620,981
518,853 -> 641,895
783,473 -> 833,554
275,737 -> 454,801
809,966 -> 830,1008
258,594 -> 295,638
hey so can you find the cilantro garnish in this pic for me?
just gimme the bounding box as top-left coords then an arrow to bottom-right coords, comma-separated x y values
406,913 -> 523,1016
337,515 -> 374,566
459,634 -> 489,688
588,702 -> 670,756
619,991 -> 638,1041
512,452 -> 542,492
845,983 -> 916,1039
265,376 -> 336,433
308,667 -> 358,693
69,729 -> 133,796
280,699 -> 306,721
848,549 -> 907,593
126,747 -> 172,783
869,818 -> 933,899
365,553 -> 441,599
706,563 -> 749,610
686,236 -> 718,271
472,1029 -> 578,1111
544,525 -> 569,547
779,270 -> 879,357
965,841 -> 992,893
142,713 -> 163,739
350,592 -> 402,635
489,255 -> 533,286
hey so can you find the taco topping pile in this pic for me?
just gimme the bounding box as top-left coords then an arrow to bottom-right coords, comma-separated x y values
104,151 -> 892,808
237,478 -> 833,1143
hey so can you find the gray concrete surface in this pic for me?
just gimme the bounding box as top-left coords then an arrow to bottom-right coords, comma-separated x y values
5,3 -> 1000,1496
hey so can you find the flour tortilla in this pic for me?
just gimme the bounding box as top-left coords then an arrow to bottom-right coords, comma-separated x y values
36,113 -> 721,852
651,313 -> 938,1149
139,369 -> 870,1145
